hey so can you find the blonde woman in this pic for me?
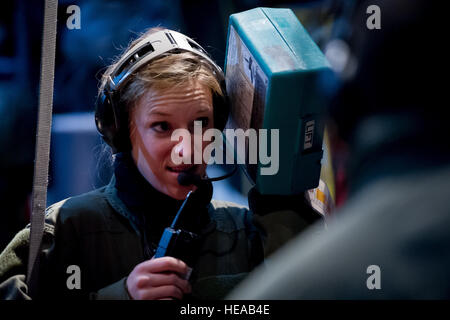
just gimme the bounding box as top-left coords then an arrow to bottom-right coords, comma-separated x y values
0,28 -> 318,300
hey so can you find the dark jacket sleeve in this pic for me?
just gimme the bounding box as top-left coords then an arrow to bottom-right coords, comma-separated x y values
0,204 -> 131,300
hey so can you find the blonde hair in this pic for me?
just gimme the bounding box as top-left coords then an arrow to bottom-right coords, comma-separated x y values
99,27 -> 223,118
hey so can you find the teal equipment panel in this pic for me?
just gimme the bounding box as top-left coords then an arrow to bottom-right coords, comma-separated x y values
224,7 -> 331,195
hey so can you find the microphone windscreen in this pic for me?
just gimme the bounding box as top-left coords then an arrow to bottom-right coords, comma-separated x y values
177,172 -> 202,186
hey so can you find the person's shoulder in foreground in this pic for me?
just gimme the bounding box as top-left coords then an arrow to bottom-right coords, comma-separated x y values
229,163 -> 450,299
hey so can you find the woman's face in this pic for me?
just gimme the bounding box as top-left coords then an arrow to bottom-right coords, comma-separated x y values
129,81 -> 214,200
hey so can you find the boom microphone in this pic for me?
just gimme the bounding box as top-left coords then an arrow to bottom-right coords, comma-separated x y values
177,165 -> 238,186
178,172 -> 204,186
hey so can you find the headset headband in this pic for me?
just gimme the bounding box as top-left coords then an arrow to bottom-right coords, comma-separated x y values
105,29 -> 223,93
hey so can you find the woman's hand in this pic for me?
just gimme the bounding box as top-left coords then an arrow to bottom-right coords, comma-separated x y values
126,256 -> 192,300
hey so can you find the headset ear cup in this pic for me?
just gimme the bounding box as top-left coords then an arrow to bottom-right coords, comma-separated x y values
113,106 -> 132,153
213,80 -> 230,131
95,94 -> 119,152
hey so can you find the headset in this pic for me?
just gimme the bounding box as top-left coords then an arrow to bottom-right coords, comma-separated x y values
95,29 -> 230,154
